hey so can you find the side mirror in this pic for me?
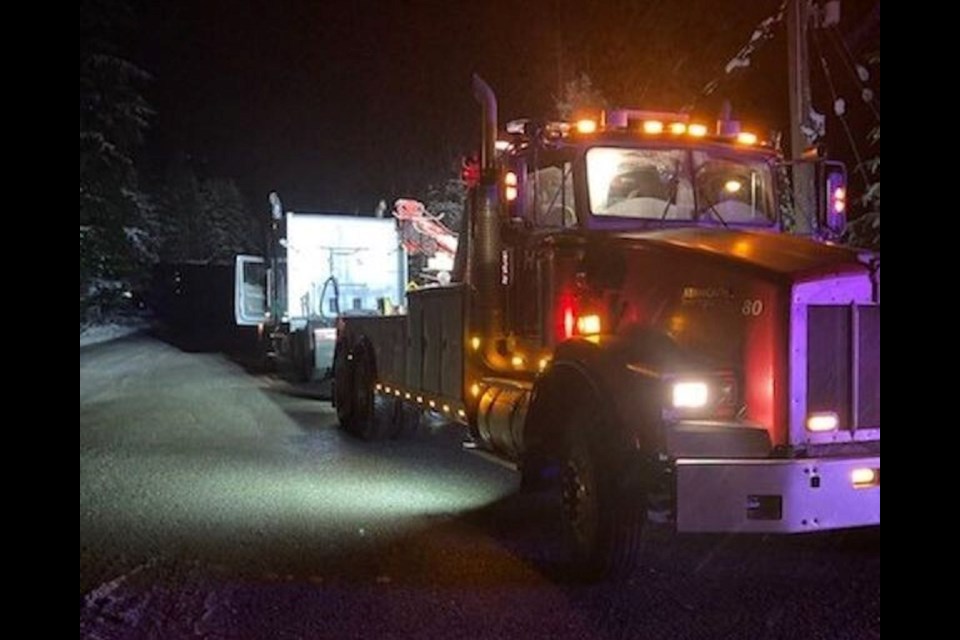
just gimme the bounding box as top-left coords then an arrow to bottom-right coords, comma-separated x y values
778,159 -> 848,239
817,161 -> 847,239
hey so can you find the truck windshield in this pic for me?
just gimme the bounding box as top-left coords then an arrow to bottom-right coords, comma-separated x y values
586,146 -> 775,225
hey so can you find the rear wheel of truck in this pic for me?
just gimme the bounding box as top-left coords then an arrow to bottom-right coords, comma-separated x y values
333,338 -> 394,440
348,341 -> 389,440
333,340 -> 357,435
559,427 -> 645,581
518,452 -> 554,492
390,400 -> 421,439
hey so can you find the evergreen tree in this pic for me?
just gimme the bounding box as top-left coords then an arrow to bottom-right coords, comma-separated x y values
153,157 -> 259,264
80,0 -> 154,320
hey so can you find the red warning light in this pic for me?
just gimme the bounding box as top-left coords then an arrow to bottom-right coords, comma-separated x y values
461,156 -> 481,188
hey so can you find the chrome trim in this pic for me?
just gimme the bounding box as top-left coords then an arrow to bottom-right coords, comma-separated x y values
790,275 -> 875,446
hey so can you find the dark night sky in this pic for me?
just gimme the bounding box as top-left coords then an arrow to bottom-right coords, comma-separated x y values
127,0 -> 879,214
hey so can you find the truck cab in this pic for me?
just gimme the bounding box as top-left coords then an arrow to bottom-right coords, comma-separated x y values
506,122 -> 781,233
492,117 -> 790,369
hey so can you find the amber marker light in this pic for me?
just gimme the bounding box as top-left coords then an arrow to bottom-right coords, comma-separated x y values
851,468 -> 879,489
576,119 -> 597,134
642,120 -> 664,134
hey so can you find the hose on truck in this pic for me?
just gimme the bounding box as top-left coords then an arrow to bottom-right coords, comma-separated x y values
318,275 -> 340,321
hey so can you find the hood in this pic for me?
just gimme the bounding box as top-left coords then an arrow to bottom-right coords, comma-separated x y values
614,227 -> 868,283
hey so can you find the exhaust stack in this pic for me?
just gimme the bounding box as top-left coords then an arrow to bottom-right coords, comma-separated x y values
470,74 -> 503,337
473,74 -> 498,172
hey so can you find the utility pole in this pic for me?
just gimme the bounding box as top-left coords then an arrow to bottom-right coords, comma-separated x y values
787,0 -> 815,234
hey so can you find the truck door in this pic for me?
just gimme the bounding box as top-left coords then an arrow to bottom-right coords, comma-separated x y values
504,152 -> 577,347
234,255 -> 268,326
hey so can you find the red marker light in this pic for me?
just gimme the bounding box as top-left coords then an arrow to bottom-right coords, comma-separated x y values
559,296 -> 576,340
461,157 -> 481,188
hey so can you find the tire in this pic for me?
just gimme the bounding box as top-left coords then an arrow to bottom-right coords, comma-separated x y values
333,338 -> 394,440
518,452 -> 554,492
333,340 -> 357,434
390,400 -> 421,439
559,427 -> 645,581
348,341 -> 388,440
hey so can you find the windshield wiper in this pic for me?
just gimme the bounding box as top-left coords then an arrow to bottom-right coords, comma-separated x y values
658,163 -> 681,224
696,193 -> 729,228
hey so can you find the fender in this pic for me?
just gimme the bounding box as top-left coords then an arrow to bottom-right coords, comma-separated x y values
525,327 -> 713,460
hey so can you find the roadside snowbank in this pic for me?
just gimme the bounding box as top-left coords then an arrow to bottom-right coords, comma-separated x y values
80,320 -> 149,348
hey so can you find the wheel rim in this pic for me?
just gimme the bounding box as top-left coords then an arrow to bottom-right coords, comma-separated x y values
561,446 -> 599,554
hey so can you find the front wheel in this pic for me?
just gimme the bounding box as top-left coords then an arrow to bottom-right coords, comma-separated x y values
559,429 -> 645,581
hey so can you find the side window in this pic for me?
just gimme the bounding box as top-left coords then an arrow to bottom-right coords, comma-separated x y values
234,255 -> 268,326
526,162 -> 576,227
243,261 -> 267,316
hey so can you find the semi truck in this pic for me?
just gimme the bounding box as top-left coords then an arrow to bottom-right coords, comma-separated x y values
235,210 -> 406,384
333,76 -> 880,579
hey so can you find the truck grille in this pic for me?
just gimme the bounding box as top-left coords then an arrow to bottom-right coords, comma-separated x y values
807,304 -> 881,429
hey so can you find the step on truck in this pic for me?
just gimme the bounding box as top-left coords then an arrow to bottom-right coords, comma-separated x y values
333,76 -> 880,579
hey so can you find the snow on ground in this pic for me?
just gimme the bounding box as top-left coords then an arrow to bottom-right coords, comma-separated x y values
80,336 -> 881,639
80,319 -> 149,348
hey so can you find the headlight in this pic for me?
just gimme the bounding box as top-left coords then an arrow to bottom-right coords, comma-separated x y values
672,381 -> 709,409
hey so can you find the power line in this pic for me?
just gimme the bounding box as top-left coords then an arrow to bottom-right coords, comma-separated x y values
811,28 -> 871,189
825,26 -> 880,122
687,1 -> 786,111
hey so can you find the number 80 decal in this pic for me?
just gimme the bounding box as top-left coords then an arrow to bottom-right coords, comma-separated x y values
741,299 -> 764,316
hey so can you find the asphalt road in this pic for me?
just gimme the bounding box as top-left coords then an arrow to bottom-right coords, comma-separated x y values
80,335 -> 880,639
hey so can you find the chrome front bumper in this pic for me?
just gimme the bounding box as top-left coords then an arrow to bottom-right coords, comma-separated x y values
675,456 -> 880,533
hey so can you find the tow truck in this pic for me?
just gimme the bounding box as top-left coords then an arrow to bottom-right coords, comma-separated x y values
333,76 -> 880,578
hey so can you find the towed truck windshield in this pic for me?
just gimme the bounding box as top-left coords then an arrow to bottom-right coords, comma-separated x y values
586,146 -> 775,225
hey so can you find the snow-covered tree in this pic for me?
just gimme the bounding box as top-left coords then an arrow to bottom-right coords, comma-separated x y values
843,51 -> 880,252
423,177 -> 467,234
153,159 -> 260,264
80,0 -> 154,321
555,73 -> 607,120
198,179 -> 261,262
846,123 -> 879,250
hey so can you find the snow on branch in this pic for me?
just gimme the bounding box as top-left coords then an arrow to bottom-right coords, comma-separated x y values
704,1 -> 787,97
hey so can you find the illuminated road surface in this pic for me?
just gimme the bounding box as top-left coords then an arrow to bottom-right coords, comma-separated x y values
80,335 -> 880,639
